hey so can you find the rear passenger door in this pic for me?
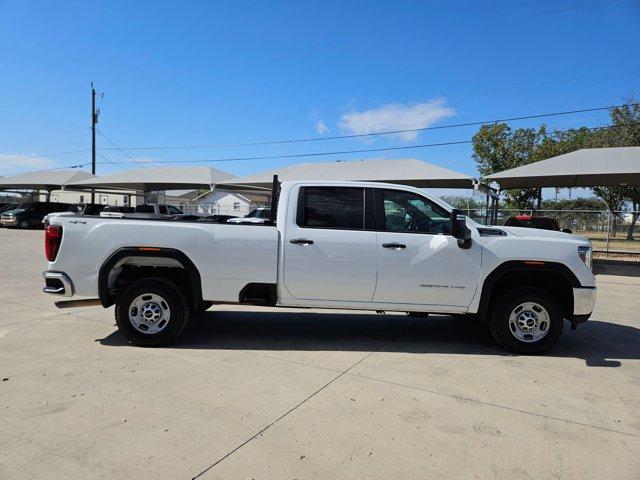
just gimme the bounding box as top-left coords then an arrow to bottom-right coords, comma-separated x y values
283,186 -> 378,302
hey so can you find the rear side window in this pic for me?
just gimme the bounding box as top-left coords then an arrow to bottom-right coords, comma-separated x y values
298,187 -> 364,230
135,205 -> 155,213
159,206 -> 168,215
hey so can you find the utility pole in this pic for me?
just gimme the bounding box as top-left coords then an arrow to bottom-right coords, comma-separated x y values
91,83 -> 99,204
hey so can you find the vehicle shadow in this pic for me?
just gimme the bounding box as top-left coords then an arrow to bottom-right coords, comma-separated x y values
99,310 -> 640,367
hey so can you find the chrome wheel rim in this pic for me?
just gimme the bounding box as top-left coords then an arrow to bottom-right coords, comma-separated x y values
129,293 -> 171,334
508,302 -> 550,343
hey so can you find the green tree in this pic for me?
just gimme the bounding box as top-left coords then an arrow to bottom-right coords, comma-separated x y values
473,94 -> 640,231
472,124 -> 549,208
607,96 -> 640,239
439,195 -> 486,216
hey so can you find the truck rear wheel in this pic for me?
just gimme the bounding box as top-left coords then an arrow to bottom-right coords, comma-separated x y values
115,278 -> 189,346
489,287 -> 563,354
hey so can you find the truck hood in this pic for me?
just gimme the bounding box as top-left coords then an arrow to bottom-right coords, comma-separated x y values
500,226 -> 590,244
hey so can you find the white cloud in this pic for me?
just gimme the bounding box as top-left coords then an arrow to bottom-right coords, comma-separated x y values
338,98 -> 455,142
0,153 -> 57,174
315,120 -> 329,135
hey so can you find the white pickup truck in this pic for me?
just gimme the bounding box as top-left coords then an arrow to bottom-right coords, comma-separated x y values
42,179 -> 596,353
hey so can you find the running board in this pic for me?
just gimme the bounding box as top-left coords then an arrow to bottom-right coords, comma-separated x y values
54,298 -> 102,309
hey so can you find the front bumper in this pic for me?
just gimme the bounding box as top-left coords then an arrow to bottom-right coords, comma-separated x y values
572,286 -> 596,327
42,271 -> 74,297
1,217 -> 18,227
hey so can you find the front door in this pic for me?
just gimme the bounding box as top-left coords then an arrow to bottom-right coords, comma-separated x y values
283,186 -> 378,302
372,188 -> 482,308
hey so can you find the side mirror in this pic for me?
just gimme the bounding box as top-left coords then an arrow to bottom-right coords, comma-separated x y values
562,228 -> 572,234
451,209 -> 472,249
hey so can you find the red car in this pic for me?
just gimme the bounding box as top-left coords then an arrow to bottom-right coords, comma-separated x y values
505,215 -> 571,233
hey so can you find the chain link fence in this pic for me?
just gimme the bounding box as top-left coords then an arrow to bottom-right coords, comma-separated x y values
465,209 -> 640,255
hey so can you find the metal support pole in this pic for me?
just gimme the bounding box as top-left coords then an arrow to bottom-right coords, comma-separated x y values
484,192 -> 490,226
606,210 -> 611,254
90,83 -> 98,204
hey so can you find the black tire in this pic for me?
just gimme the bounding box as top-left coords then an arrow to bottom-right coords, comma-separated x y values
115,278 -> 190,347
18,219 -> 30,229
488,287 -> 563,354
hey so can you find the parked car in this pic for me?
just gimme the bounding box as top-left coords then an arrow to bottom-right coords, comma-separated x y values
0,202 -> 20,213
99,206 -> 135,217
68,203 -> 107,215
43,203 -> 108,226
100,204 -> 182,219
505,215 -> 572,234
171,214 -> 203,221
42,180 -> 596,354
226,207 -> 271,224
197,214 -> 239,223
2,202 -> 72,229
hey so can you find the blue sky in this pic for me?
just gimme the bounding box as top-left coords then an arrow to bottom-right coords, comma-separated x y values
1,0 -> 639,197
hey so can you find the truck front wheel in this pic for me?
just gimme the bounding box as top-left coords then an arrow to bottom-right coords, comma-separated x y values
489,287 -> 563,354
115,278 -> 190,346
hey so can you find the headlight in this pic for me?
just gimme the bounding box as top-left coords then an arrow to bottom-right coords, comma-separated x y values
578,245 -> 592,270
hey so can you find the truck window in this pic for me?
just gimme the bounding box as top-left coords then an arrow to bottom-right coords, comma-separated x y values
168,206 -> 182,215
135,205 -> 155,213
376,189 -> 450,234
159,206 -> 168,215
299,187 -> 364,230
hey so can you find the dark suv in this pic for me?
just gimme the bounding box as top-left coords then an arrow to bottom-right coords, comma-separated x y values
0,202 -> 20,214
1,202 -> 72,229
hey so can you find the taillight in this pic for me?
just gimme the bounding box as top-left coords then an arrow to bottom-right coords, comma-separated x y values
45,225 -> 63,261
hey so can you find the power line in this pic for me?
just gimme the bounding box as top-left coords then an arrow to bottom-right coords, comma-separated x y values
4,101 -> 636,165
97,140 -> 472,165
96,152 -> 128,171
4,110 -> 639,176
95,128 -> 145,167
92,122 -> 640,166
97,102 -> 639,152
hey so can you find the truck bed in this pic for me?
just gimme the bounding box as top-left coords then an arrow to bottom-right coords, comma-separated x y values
48,216 -> 279,302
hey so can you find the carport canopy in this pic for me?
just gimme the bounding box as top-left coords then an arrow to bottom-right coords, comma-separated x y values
485,146 -> 640,189
0,169 -> 95,191
217,158 -> 476,190
66,166 -> 235,192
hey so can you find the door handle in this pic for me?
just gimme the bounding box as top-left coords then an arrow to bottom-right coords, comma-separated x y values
290,238 -> 314,245
382,242 -> 406,250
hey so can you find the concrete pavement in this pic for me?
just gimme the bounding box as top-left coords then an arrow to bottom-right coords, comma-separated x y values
1,228 -> 639,479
